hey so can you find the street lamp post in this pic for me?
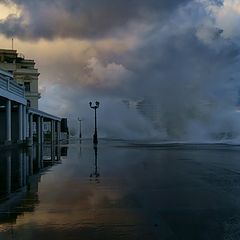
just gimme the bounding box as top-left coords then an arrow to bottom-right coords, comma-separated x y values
89,101 -> 100,145
78,118 -> 83,139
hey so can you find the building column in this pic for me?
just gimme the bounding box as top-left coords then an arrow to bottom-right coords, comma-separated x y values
40,117 -> 44,144
37,116 -> 41,144
28,113 -> 33,146
23,105 -> 27,140
51,120 -> 55,143
18,104 -> 23,142
57,121 -> 61,143
6,100 -> 11,144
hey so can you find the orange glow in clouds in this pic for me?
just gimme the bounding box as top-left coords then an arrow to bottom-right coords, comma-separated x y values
0,3 -> 20,20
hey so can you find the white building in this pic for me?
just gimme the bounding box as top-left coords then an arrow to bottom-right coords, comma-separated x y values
0,64 -> 62,146
0,49 -> 40,109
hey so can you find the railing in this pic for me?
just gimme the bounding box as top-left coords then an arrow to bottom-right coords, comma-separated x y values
16,68 -> 39,75
25,91 -> 41,99
0,74 -> 25,98
28,108 -> 61,121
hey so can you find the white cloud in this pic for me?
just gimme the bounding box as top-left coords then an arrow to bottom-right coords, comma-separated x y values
0,2 -> 20,20
212,0 -> 240,38
84,57 -> 132,88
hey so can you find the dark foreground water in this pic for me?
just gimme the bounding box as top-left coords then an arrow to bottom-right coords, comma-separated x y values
1,140 -> 240,239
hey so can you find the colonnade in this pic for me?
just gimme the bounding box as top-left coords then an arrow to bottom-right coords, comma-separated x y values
27,108 -> 61,146
0,98 -> 28,144
0,98 -> 61,146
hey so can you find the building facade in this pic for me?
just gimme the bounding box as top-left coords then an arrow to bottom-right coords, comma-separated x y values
0,49 -> 40,109
0,68 -> 62,146
0,68 -> 28,144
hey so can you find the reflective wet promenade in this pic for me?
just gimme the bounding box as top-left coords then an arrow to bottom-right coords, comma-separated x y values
1,140 -> 240,239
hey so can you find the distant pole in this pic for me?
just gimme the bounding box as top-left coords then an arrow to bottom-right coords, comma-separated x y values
89,101 -> 100,145
12,38 -> 14,50
78,118 -> 83,139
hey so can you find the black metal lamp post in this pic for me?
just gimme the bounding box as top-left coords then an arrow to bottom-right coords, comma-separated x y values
78,118 -> 83,139
89,101 -> 100,144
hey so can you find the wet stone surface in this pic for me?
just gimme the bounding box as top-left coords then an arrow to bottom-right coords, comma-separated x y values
1,140 -> 240,239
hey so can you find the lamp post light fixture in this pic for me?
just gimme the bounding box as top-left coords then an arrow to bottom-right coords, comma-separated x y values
78,118 -> 83,139
89,101 -> 100,145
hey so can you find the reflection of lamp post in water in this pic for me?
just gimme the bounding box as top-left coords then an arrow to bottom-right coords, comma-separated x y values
90,146 -> 100,182
89,101 -> 100,145
78,118 -> 83,139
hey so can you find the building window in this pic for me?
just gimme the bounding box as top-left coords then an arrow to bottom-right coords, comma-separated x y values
4,57 -> 13,63
24,82 -> 30,92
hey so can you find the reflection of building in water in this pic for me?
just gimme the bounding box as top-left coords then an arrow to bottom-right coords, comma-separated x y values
0,145 -> 67,224
61,118 -> 69,140
61,147 -> 68,157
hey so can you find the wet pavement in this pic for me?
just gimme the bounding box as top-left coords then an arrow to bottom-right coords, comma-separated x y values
1,140 -> 240,239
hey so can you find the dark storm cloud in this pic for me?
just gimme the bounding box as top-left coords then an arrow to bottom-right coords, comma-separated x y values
2,0 -> 237,141
0,0 -> 200,39
122,28 -> 240,139
39,0 -> 240,140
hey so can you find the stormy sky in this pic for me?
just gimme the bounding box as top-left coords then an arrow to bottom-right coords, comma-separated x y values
0,0 -> 240,140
